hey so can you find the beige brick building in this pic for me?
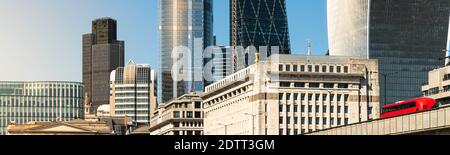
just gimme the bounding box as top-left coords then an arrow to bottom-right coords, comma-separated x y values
203,54 -> 380,135
422,65 -> 450,106
149,93 -> 204,135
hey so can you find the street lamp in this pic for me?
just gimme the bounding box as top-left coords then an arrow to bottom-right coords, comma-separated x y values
218,123 -> 234,135
378,72 -> 399,105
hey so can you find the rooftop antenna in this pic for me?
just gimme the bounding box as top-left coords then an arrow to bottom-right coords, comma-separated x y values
307,40 -> 312,56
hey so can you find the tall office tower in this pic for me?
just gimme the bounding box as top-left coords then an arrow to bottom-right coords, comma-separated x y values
83,17 -> 125,113
159,0 -> 213,103
327,0 -> 450,105
0,81 -> 84,135
110,60 -> 157,124
230,0 -> 291,70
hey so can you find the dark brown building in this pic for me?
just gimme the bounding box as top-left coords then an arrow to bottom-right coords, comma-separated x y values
83,17 -> 124,114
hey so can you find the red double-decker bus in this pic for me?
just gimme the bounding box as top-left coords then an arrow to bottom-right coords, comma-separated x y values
380,97 -> 437,119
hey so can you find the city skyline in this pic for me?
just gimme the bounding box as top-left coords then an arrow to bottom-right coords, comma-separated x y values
0,0 -> 328,82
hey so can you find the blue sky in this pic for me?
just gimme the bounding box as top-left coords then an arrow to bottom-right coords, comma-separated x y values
0,0 -> 328,81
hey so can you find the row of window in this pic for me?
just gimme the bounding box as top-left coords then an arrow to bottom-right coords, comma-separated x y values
279,64 -> 349,73
279,104 -> 349,113
173,111 -> 202,118
173,130 -> 202,135
173,101 -> 202,109
173,121 -> 203,128
279,117 -> 349,126
279,93 -> 350,104
279,82 -> 350,89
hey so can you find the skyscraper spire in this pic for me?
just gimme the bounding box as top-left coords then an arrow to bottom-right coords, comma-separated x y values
307,40 -> 312,56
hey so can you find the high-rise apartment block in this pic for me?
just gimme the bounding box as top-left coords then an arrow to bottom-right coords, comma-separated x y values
110,60 -> 157,124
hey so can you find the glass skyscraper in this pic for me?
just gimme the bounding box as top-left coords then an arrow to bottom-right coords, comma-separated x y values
159,0 -> 213,103
0,81 -> 84,135
230,0 -> 291,70
327,0 -> 450,105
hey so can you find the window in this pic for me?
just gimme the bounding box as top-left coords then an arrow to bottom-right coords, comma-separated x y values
323,106 -> 327,113
308,65 -> 313,72
345,118 -> 349,125
301,105 -> 305,112
316,118 -> 320,125
383,102 -> 417,113
337,66 -> 342,73
294,117 -> 298,124
286,65 -> 291,71
308,117 -> 312,125
294,129 -> 298,135
195,102 -> 202,109
279,117 -> 283,124
322,66 -> 327,72
286,105 -> 291,112
301,65 -> 305,72
337,106 -> 341,113
186,111 -> 193,118
308,105 -> 312,113
279,129 -> 284,135
315,65 -> 320,72
195,112 -> 201,118
173,111 -> 180,118
444,74 -> 450,81
280,82 -> 291,87
331,118 -> 335,125
286,117 -> 291,124
337,118 -> 342,125
279,64 -> 284,71
279,105 -> 283,112
323,118 -> 327,125
173,122 -> 180,127
344,66 -> 349,73
338,83 -> 349,89
301,117 -> 305,124
309,83 -> 320,88
294,105 -> 298,112
330,106 -> 334,113
316,105 -> 320,113
293,65 -> 298,72
324,83 -> 334,88
294,83 -> 305,88
330,66 -> 334,73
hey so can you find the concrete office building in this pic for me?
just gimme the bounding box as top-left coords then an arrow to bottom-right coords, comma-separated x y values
230,0 -> 291,72
422,65 -> 450,106
327,0 -> 450,105
0,81 -> 84,135
83,17 -> 125,114
159,0 -> 214,103
149,93 -> 203,135
203,54 -> 380,135
110,60 -> 157,124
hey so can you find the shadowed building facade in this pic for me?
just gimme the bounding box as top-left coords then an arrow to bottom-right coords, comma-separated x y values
327,0 -> 450,105
159,0 -> 214,103
83,18 -> 125,113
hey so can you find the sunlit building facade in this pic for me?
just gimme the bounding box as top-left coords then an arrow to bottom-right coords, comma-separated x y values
0,81 -> 84,135
327,0 -> 450,105
159,0 -> 214,103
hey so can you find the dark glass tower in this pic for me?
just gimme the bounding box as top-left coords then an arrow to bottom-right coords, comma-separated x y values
83,17 -> 125,113
231,0 -> 291,59
159,0 -> 214,103
328,0 -> 450,105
